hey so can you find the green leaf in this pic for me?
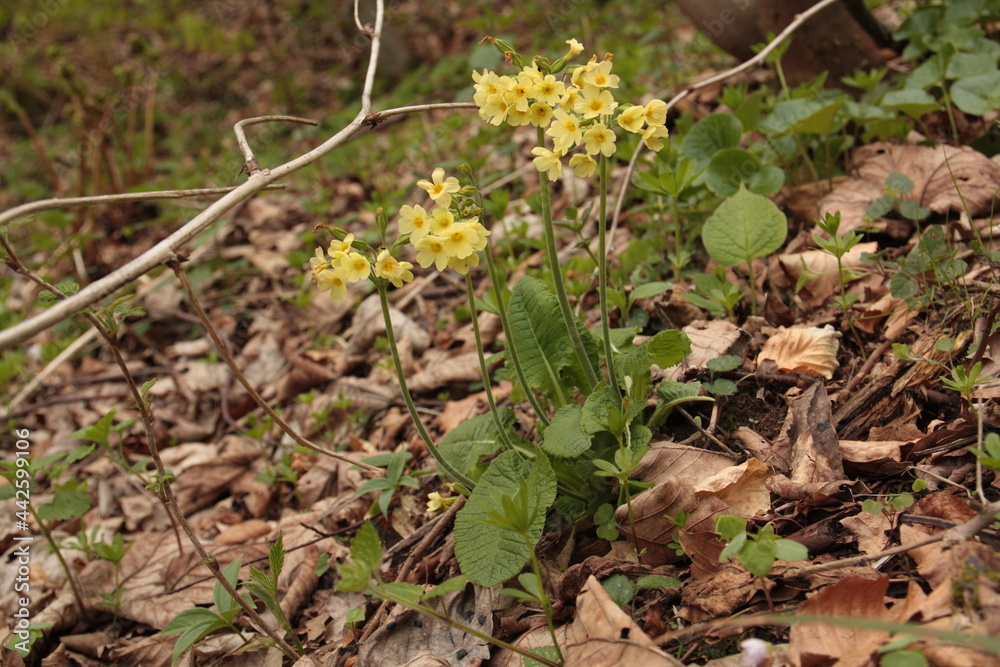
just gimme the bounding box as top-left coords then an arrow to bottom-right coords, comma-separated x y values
647,330 -> 692,369
581,383 -> 620,435
681,113 -> 743,163
345,608 -> 365,627
739,537 -> 777,577
881,89 -> 941,118
630,280 -> 673,302
269,533 -> 285,580
701,186 -> 787,268
524,646 -> 562,667
601,573 -> 636,607
950,70 -> 1000,116
336,562 -> 371,592
862,499 -> 886,515
705,148 -> 761,197
703,378 -> 737,396
38,489 -> 91,521
715,515 -> 747,541
214,557 -> 244,616
718,531 -> 747,563
541,404 -> 592,457
160,608 -> 232,665
71,410 -> 117,447
508,276 -> 576,402
438,410 -> 513,475
454,451 -> 557,587
351,522 -> 382,574
774,538 -> 809,562
706,355 -> 742,373
636,575 -> 682,589
423,575 -> 469,600
381,581 -> 424,603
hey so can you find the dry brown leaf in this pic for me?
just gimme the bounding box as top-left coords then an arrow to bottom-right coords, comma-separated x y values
788,575 -> 893,667
677,563 -> 766,623
733,427 -> 791,474
785,383 -> 845,485
659,320 -> 750,382
778,242 -> 877,301
616,477 -> 731,566
408,349 -> 483,393
560,576 -> 683,666
840,511 -> 892,557
347,294 -> 430,357
757,325 -> 841,379
675,530 -> 724,580
632,442 -> 737,487
694,457 -> 771,517
214,519 -> 273,545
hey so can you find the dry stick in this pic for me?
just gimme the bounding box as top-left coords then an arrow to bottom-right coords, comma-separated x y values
234,115 -> 320,175
677,407 -> 738,456
609,0 -> 843,251
0,0 -> 385,351
169,259 -> 383,475
1,240 -> 299,659
795,496 -> 1000,577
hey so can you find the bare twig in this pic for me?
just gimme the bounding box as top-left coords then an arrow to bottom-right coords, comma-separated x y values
609,0 -> 843,250
233,115 -> 319,174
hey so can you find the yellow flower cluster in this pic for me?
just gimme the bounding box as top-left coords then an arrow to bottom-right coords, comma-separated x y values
399,168 -> 491,275
310,232 -> 415,301
473,39 -> 668,180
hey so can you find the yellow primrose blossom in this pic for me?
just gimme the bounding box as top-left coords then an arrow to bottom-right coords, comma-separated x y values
565,38 -> 584,57
316,268 -> 349,301
310,247 -> 330,279
398,204 -> 431,243
481,93 -> 510,126
374,249 -> 414,288
559,86 -> 581,114
534,74 -> 566,106
429,208 -> 455,236
507,80 -> 533,112
568,153 -> 598,178
547,108 -> 583,152
617,105 -> 646,133
447,252 -> 481,275
472,69 -> 503,106
583,122 -> 617,157
328,232 -> 355,260
441,221 -> 482,259
417,168 -> 461,208
517,65 -> 543,87
528,102 -> 554,127
507,107 -> 532,127
644,99 -> 668,126
571,56 -> 598,88
414,235 -> 451,271
339,251 -> 372,282
574,85 -> 618,119
426,491 -> 456,512
531,146 -> 564,181
641,124 -> 669,152
468,218 -> 491,251
582,60 -> 620,89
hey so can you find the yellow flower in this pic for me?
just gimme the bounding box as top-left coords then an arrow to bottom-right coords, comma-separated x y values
583,122 -> 617,157
518,65 -> 543,87
467,218 -> 491,251
568,153 -> 598,178
547,108 -> 583,152
338,251 -> 372,282
534,75 -> 566,106
417,168 -> 461,208
429,208 -> 455,236
316,268 -> 350,301
310,247 -> 330,280
532,146 -> 564,181
641,124 -> 669,152
398,204 -> 431,243
506,107 -> 532,126
441,221 -> 481,259
472,69 -> 503,106
565,38 -> 584,57
328,233 -> 355,260
507,80 -> 533,112
582,60 -> 620,89
528,102 -> 554,127
644,99 -> 667,126
374,249 -> 414,288
426,491 -> 456,512
571,57 -> 597,88
481,93 -> 510,126
574,84 -> 618,119
617,105 -> 646,133
448,252 -> 480,275
559,86 -> 582,114
415,235 -> 451,271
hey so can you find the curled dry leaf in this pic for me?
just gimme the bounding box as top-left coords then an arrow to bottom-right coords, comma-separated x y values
757,325 -> 841,379
693,457 -> 771,518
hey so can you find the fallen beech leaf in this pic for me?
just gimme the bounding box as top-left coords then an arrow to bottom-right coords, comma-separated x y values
788,575 -> 892,667
659,320 -> 750,382
694,457 -> 771,517
785,383 -> 845,484
840,511 -> 892,557
757,325 -> 841,379
632,442 -> 737,487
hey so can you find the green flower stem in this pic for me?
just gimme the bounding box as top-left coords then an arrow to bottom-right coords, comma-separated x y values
536,127 -> 599,394
597,153 -> 619,396
464,272 -> 516,453
528,545 -> 565,665
482,240 -> 551,427
377,284 -> 476,489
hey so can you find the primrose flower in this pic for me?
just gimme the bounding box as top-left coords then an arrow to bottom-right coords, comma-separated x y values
565,38 -> 584,57
575,84 -> 618,119
508,79 -> 533,112
535,74 -> 566,106
467,218 -> 491,251
441,221 -> 481,259
328,233 -> 355,260
559,87 -> 582,113
582,60 -> 620,89
583,122 -> 617,157
568,153 -> 597,178
641,124 -> 669,152
374,249 -> 414,288
448,252 -> 481,275
415,235 -> 451,271
532,146 -> 564,181
426,491 -> 456,512
481,92 -> 510,125
528,102 -> 554,128
644,99 -> 668,126
507,107 -> 531,127
547,108 -> 583,152
472,68 -> 503,106
571,56 -> 597,88
617,105 -> 646,133
316,268 -> 349,302
398,204 -> 431,243
518,65 -> 544,86
339,251 -> 372,282
417,168 -> 461,208
429,208 -> 455,235
310,247 -> 330,279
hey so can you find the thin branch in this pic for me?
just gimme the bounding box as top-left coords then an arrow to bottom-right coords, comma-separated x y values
233,115 -> 319,174
169,258 -> 384,475
610,0 -> 843,251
